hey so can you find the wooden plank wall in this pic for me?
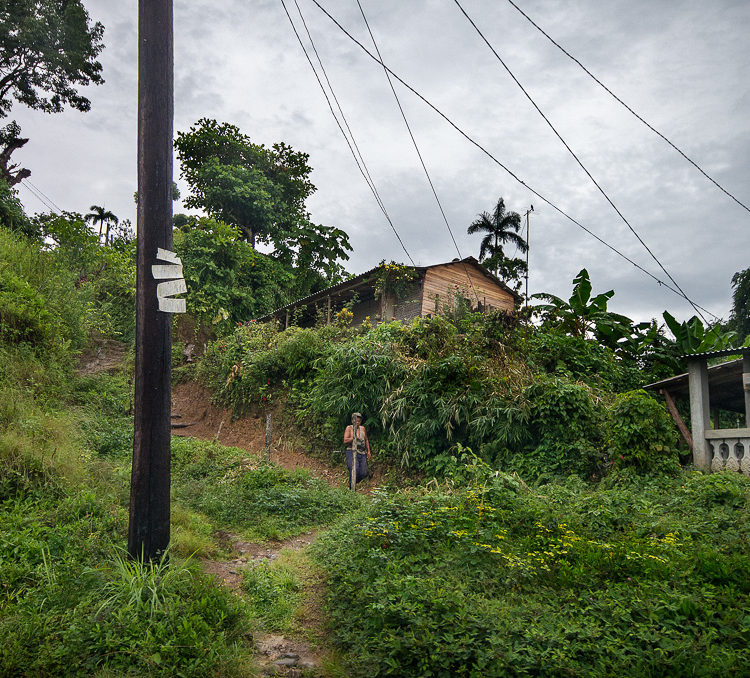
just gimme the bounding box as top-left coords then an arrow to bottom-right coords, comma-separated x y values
421,264 -> 515,316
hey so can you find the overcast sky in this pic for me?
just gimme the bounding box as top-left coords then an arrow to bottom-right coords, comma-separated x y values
12,0 -> 750,324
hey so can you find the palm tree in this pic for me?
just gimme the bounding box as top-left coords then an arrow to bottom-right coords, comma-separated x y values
467,197 -> 527,275
85,205 -> 119,245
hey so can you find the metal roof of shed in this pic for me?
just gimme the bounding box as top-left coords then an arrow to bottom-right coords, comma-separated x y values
679,347 -> 750,360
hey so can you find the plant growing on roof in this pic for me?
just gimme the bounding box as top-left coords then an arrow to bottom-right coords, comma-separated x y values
373,260 -> 418,300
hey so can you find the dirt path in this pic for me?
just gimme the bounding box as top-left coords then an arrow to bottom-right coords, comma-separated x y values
201,528 -> 328,676
76,339 -> 129,376
79,348 -> 351,674
171,382 -> 347,675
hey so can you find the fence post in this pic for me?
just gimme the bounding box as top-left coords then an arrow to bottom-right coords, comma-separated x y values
265,413 -> 272,463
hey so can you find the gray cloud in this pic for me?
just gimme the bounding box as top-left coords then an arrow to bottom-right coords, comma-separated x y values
10,0 -> 749,325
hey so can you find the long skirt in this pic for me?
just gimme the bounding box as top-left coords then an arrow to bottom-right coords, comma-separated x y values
345,449 -> 369,487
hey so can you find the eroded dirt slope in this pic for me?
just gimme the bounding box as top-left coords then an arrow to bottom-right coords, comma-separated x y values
171,380 -> 343,486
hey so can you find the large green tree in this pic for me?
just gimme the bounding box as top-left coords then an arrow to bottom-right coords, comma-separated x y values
0,0 -> 104,183
467,197 -> 527,286
175,118 -> 351,287
175,119 -> 313,247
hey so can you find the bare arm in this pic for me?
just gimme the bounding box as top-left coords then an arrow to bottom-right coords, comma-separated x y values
344,425 -> 353,445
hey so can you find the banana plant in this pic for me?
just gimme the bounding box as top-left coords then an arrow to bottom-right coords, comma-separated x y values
533,269 -> 634,349
662,311 -> 740,355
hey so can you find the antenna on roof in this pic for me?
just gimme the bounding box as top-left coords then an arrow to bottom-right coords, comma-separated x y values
524,205 -> 534,311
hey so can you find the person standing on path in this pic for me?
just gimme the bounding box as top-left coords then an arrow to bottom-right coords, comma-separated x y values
344,412 -> 371,488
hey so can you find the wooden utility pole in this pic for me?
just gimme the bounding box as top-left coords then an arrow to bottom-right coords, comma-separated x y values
128,0 -> 174,561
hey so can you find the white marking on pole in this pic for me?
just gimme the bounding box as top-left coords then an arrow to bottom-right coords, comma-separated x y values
152,249 -> 186,313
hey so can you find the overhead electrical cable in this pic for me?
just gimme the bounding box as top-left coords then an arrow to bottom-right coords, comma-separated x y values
25,179 -> 64,213
307,0 -> 719,320
353,0 -> 480,304
21,179 -> 58,213
505,0 -> 750,216
452,0 -> 708,324
278,0 -> 415,265
292,0 -> 388,219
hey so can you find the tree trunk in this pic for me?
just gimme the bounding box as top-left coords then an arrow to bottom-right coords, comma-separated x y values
240,224 -> 255,248
0,135 -> 30,186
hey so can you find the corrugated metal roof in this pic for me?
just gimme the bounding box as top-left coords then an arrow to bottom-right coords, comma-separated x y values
680,347 -> 750,360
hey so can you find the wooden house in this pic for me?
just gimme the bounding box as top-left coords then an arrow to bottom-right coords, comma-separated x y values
256,257 -> 521,328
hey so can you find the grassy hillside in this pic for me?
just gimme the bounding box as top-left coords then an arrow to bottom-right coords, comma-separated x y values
3,218 -> 749,677
0,227 -> 360,675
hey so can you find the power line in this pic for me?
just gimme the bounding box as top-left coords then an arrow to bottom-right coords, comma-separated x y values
25,180 -> 64,213
278,0 -> 415,265
505,0 -> 750,216
307,0 -> 720,321
452,0 -> 708,324
292,0 -> 387,220
353,0 -> 480,304
21,179 -> 58,213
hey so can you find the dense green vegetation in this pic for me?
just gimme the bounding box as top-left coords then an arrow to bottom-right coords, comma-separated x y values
313,466 -> 750,677
171,436 -> 364,541
0,222 -> 358,675
3,153 -> 750,675
196,308 -> 681,479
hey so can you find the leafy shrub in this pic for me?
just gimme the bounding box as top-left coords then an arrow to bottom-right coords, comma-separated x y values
0,179 -> 34,237
0,267 -> 60,347
608,390 -> 679,472
171,436 -> 363,539
525,328 -> 640,390
0,228 -> 88,359
488,377 -> 606,480
313,470 -> 750,677
299,334 -> 408,453
197,321 -> 340,415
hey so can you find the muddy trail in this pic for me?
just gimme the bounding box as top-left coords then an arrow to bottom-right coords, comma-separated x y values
171,381 -> 368,676
80,343 -> 361,674
203,529 -> 326,677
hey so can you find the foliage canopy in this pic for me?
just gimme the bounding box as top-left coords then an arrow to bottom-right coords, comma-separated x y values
175,118 -> 352,289
0,0 -> 104,183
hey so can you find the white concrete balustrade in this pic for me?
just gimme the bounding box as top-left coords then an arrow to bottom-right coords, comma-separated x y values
707,431 -> 750,475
